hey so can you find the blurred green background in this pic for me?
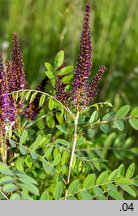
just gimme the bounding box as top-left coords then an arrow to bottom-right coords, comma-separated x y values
0,0 -> 138,107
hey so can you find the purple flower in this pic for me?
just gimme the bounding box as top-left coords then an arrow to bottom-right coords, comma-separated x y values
72,2 -> 92,108
0,55 -> 9,132
85,65 -> 107,106
55,76 -> 70,105
12,32 -> 25,90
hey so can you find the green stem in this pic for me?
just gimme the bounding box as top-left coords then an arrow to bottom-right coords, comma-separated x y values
65,111 -> 79,199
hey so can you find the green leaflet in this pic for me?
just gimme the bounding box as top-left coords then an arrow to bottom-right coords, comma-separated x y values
54,50 -> 64,68
53,182 -> 63,200
83,174 -> 96,189
68,179 -> 79,195
116,105 -> 130,118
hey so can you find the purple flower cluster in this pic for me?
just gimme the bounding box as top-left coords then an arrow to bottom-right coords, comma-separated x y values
72,3 -> 92,107
0,55 -> 9,128
12,33 -> 25,90
56,77 -> 70,106
0,33 -> 25,131
72,3 -> 106,110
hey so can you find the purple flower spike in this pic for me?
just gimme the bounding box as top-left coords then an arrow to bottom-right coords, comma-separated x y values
0,55 -> 9,125
86,65 -> 107,105
56,77 -> 70,106
72,2 -> 92,108
12,32 -> 25,90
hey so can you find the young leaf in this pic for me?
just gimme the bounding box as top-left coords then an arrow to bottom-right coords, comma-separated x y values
57,66 -> 74,76
115,105 -> 130,118
68,179 -> 79,195
61,75 -> 73,84
0,162 -> 14,176
54,50 -> 64,68
48,98 -> 54,110
126,163 -> 135,179
83,174 -> 96,189
30,92 -> 38,103
39,94 -> 46,107
25,91 -> 31,101
129,118 -> 138,130
53,182 -> 63,200
108,190 -> 124,200
45,70 -> 55,79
